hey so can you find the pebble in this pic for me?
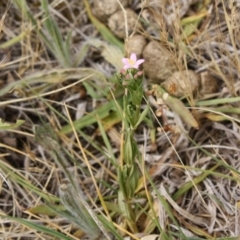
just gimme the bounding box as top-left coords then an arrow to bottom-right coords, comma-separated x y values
142,41 -> 178,83
92,0 -> 128,23
125,34 -> 147,58
108,8 -> 142,39
162,70 -> 200,97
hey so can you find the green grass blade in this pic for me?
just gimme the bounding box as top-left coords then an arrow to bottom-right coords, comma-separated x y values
0,215 -> 73,240
0,32 -> 26,48
0,119 -> 24,130
12,0 -> 54,50
41,0 -> 71,67
172,163 -> 220,201
59,183 -> 101,239
73,41 -> 90,66
97,215 -> 122,240
97,118 -> 117,163
152,85 -> 199,129
0,161 -> 58,202
60,98 -> 123,134
196,97 -> 240,106
83,0 -> 124,50
27,204 -> 65,216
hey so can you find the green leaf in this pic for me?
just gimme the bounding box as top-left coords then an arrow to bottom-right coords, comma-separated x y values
99,110 -> 121,132
164,93 -> 199,129
118,189 -> 130,218
196,97 -> 240,106
60,98 -> 123,134
59,183 -> 101,239
97,116 -> 117,163
83,0 -> 123,50
97,214 -> 123,240
41,0 -> 71,67
12,0 -> 54,50
0,214 -> 73,240
172,164 -> 220,201
0,32 -> 26,49
152,85 -> 199,129
134,105 -> 149,129
0,119 -> 25,130
27,204 -> 65,216
73,41 -> 90,66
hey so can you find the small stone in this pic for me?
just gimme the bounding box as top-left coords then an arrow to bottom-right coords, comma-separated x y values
108,8 -> 142,39
200,71 -> 219,95
92,0 -> 128,23
125,34 -> 147,58
162,70 -> 200,98
142,41 -> 178,83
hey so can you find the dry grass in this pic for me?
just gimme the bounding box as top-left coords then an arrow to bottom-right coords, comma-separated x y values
0,0 -> 240,239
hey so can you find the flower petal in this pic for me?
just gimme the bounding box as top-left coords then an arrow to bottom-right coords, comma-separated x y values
130,53 -> 137,62
136,59 -> 145,65
123,64 -> 130,70
122,58 -> 129,64
132,65 -> 139,69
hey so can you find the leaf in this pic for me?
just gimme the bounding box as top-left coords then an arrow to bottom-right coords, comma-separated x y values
172,164 -> 220,201
204,113 -> 228,121
73,41 -> 90,66
163,93 -> 199,129
97,214 -> 123,240
0,119 -> 25,130
41,0 -> 71,67
88,38 -> 124,70
83,0 -> 123,50
0,68 -> 103,99
12,0 -> 54,52
27,204 -> 65,216
0,214 -> 73,240
0,161 -> 58,202
134,105 -> 149,129
152,85 -> 199,129
98,111 -> 121,132
59,182 -> 101,239
60,98 -> 123,134
196,97 -> 240,106
0,32 -> 26,49
101,43 -> 124,70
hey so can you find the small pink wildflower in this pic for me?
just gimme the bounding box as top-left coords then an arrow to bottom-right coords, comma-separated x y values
122,53 -> 145,70
120,69 -> 126,74
125,74 -> 130,80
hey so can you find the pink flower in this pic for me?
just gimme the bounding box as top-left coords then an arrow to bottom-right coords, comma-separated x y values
122,53 -> 145,70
